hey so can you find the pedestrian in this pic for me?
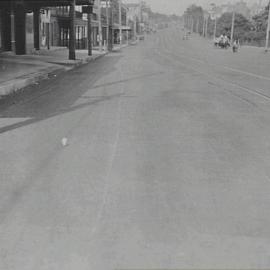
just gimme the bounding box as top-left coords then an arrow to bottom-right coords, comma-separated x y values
232,40 -> 239,53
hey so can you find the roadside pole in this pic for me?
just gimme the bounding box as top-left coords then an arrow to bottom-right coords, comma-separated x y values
106,0 -> 109,50
213,17 -> 217,40
126,6 -> 129,45
265,0 -> 270,52
202,18 -> 205,36
210,3 -> 218,40
87,12 -> 92,56
46,23 -> 50,50
133,15 -> 137,41
33,8 -> 40,50
109,0 -> 114,51
98,0 -> 102,52
205,16 -> 208,37
230,11 -> 235,43
69,0 -> 76,60
119,0 -> 122,46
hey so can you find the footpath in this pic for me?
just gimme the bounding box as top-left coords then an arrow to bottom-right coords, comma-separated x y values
0,46 -> 111,97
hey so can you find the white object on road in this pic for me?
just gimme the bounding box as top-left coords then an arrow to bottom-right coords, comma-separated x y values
61,137 -> 68,147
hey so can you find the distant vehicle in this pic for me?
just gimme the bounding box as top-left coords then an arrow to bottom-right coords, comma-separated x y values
183,34 -> 188,40
130,39 -> 138,45
138,35 -> 145,41
214,36 -> 230,49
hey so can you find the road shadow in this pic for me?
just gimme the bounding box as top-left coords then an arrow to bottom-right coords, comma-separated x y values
0,55 -> 123,135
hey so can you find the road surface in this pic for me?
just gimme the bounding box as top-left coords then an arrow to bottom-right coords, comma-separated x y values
1,26 -> 270,269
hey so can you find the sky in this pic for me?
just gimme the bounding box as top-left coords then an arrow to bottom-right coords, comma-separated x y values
124,0 -> 268,15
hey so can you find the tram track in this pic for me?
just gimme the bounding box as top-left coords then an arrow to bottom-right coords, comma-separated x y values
154,44 -> 270,103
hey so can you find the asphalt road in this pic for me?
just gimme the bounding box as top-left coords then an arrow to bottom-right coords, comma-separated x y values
1,26 -> 270,269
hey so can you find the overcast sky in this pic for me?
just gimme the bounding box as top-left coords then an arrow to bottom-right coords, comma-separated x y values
124,0 -> 268,15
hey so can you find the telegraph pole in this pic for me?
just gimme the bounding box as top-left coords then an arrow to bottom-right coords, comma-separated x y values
265,0 -> 270,52
46,22 -> 50,50
119,0 -> 122,45
205,16 -> 208,37
202,18 -> 205,36
33,8 -> 40,50
69,0 -> 76,60
213,16 -> 217,40
97,0 -> 102,52
87,12 -> 92,56
126,6 -> 129,44
196,19 -> 199,33
230,11 -> 235,43
108,0 -> 114,51
133,15 -> 137,40
210,3 -> 217,40
106,0 -> 109,50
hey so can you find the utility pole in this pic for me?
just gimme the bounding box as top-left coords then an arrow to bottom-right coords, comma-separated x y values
14,2 -> 26,55
205,15 -> 208,37
202,18 -> 205,36
106,0 -> 109,50
87,12 -> 92,55
108,0 -> 114,51
210,3 -> 217,40
97,0 -> 102,52
126,6 -> 129,44
133,15 -> 137,40
119,0 -> 122,45
265,0 -> 270,52
213,16 -> 217,40
46,22 -> 50,50
69,0 -> 76,60
230,11 -> 235,43
184,12 -> 187,28
33,8 -> 40,50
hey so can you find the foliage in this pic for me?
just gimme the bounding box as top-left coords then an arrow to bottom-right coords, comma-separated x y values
252,4 -> 269,32
216,12 -> 252,40
183,3 -> 270,46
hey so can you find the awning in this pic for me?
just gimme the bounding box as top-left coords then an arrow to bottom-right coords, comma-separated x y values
113,24 -> 131,31
0,0 -> 94,8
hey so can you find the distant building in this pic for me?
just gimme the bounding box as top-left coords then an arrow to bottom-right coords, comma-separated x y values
126,3 -> 142,37
111,1 -> 129,44
0,0 -> 93,55
126,1 -> 152,37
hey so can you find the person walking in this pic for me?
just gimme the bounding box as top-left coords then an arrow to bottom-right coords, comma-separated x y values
232,39 -> 239,53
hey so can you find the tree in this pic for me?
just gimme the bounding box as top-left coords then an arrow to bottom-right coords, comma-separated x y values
242,4 -> 270,46
252,4 -> 269,32
216,12 -> 252,41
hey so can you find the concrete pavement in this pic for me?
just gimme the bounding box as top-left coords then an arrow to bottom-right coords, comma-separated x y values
1,27 -> 270,269
0,48 -> 107,96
